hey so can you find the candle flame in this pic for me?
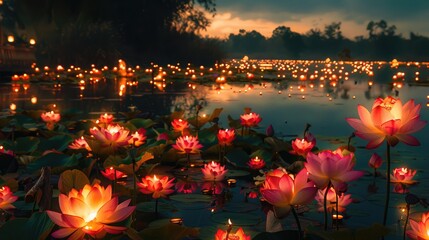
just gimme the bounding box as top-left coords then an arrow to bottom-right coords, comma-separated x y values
228,218 -> 232,225
154,175 -> 158,181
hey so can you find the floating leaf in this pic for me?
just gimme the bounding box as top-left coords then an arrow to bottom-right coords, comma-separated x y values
0,212 -> 54,240
308,224 -> 389,240
58,169 -> 89,194
38,134 -> 72,152
139,223 -> 199,240
211,212 -> 262,226
170,194 -> 212,203
128,118 -> 156,129
26,153 -> 80,173
104,152 -> 154,175
12,137 -> 40,154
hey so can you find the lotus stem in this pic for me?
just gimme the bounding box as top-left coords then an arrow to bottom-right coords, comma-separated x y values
324,182 -> 331,231
113,169 -> 117,194
291,206 -> 302,240
403,204 -> 410,240
155,198 -> 159,214
336,193 -> 339,230
383,143 -> 391,226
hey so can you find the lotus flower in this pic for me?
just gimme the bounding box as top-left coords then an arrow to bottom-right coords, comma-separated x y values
128,128 -> 146,147
368,153 -> 383,169
172,135 -> 203,154
248,191 -> 258,199
305,149 -> 364,190
240,112 -> 262,127
156,132 -> 169,141
138,175 -> 175,199
0,146 -> 14,156
266,124 -> 275,137
346,96 -> 426,149
41,111 -> 61,130
69,136 -> 92,151
99,113 -> 113,124
215,227 -> 251,240
315,187 -> 352,212
90,125 -> 131,151
390,167 -> 417,184
171,119 -> 189,132
46,183 -> 135,239
175,180 -> 198,194
0,186 -> 18,210
101,167 -> 126,181
407,212 -> 429,239
247,156 -> 266,170
304,132 -> 317,145
202,161 -> 228,181
201,181 -> 225,195
260,168 -> 317,213
290,138 -> 315,157
217,129 -> 235,146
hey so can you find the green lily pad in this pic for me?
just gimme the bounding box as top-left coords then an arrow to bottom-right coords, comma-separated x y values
226,170 -> 250,177
170,194 -> 212,203
136,201 -> 177,213
128,118 -> 156,129
12,137 -> 40,154
223,202 -> 260,213
0,212 -> 54,240
38,134 -> 73,152
26,153 -> 80,173
211,212 -> 262,226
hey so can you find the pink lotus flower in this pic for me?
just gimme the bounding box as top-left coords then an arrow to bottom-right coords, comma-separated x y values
0,186 -> 18,210
41,111 -> 61,130
217,129 -> 235,146
368,153 -> 383,169
248,191 -> 258,199
215,227 -> 251,240
240,112 -> 262,127
90,125 -> 131,150
304,132 -> 317,145
101,167 -> 126,181
0,146 -> 14,156
99,113 -> 113,124
202,161 -> 228,181
156,132 -> 169,141
290,138 -> 315,157
128,128 -> 146,147
407,212 -> 429,239
247,156 -> 266,170
305,149 -> 364,190
175,180 -> 198,194
266,124 -> 275,137
171,119 -> 189,132
346,96 -> 426,149
69,136 -> 92,151
172,135 -> 203,154
315,187 -> 352,213
260,168 -> 317,212
46,183 -> 135,239
391,167 -> 417,184
138,175 -> 175,199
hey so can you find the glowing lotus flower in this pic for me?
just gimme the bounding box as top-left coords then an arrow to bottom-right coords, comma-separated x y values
156,132 -> 169,141
305,149 -> 364,189
0,146 -> 14,156
290,138 -> 315,157
101,167 -> 126,181
46,183 -> 135,239
138,175 -> 175,199
315,187 -> 352,212
407,212 -> 429,239
260,168 -> 317,212
171,119 -> 189,132
128,128 -> 147,147
0,186 -> 18,210
41,111 -> 61,130
175,180 -> 198,194
248,191 -> 258,199
99,113 -> 113,124
90,125 -> 131,150
240,112 -> 262,127
202,161 -> 228,181
215,227 -> 251,240
391,167 -> 417,184
217,129 -> 236,146
346,96 -> 426,149
368,153 -> 383,169
247,156 -> 266,170
172,135 -> 203,154
69,136 -> 92,151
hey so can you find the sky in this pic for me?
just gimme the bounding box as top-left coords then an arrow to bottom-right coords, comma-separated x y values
203,0 -> 429,39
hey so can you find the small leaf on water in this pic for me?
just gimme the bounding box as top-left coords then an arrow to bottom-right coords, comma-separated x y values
58,169 -> 89,194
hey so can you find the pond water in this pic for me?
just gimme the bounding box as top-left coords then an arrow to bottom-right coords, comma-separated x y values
0,60 -> 429,239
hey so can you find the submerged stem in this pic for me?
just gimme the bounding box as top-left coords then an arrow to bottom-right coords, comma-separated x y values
383,142 -> 391,226
403,204 -> 410,240
324,182 -> 331,231
291,206 -> 302,240
336,193 -> 339,230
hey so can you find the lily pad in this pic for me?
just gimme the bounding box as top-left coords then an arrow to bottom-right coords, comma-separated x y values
26,153 -> 80,173
12,137 -> 40,154
58,169 -> 90,194
170,194 -> 212,203
136,201 -> 177,213
211,212 -> 262,226
0,212 -> 54,240
223,202 -> 260,213
226,170 -> 250,177
38,134 -> 73,152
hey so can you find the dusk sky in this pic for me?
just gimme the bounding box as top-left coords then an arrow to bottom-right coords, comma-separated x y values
204,0 -> 429,39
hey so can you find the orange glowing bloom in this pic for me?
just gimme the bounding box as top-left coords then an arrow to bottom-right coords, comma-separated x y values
407,212 -> 429,239
215,227 -> 251,240
138,175 -> 175,199
46,183 -> 135,239
260,168 -> 317,213
240,112 -> 262,127
202,161 -> 228,181
217,129 -> 236,146
41,111 -> 61,130
101,167 -> 126,181
290,138 -> 315,157
128,128 -> 147,147
346,96 -> 426,149
171,119 -> 189,132
315,187 -> 352,212
69,136 -> 92,151
99,113 -> 113,124
90,124 -> 131,150
0,186 -> 18,210
391,167 -> 417,184
247,156 -> 266,170
172,135 -> 203,154
0,145 -> 14,156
